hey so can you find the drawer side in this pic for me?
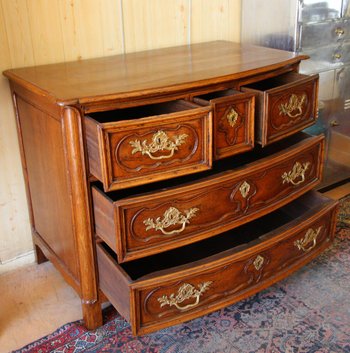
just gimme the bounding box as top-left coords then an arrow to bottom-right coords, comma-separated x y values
92,187 -> 121,255
96,243 -> 131,322
85,117 -> 103,182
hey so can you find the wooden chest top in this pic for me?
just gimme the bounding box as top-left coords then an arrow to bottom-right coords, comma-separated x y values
3,41 -> 306,106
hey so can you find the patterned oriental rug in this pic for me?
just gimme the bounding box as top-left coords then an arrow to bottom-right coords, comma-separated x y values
14,195 -> 350,353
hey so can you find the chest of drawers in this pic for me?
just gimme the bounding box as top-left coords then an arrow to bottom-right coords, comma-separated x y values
3,41 -> 338,336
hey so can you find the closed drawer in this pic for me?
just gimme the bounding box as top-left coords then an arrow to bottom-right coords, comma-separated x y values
85,100 -> 212,191
192,89 -> 255,159
96,191 -> 338,335
302,43 -> 350,66
301,20 -> 350,49
242,72 -> 319,146
92,133 -> 324,262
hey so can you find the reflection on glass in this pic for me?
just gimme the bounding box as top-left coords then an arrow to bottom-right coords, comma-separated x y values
302,0 -> 343,22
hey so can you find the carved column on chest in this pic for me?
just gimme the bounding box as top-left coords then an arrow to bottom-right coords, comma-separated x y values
62,106 -> 102,329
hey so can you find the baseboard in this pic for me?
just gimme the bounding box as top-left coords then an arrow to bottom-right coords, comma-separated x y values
0,250 -> 35,274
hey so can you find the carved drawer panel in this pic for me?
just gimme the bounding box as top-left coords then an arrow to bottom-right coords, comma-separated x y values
85,100 -> 212,192
242,72 -> 319,146
96,191 -> 338,335
192,89 -> 255,159
92,133 -> 324,263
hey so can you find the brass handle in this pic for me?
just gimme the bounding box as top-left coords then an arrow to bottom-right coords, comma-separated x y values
335,27 -> 345,36
334,53 -> 342,60
330,119 -> 340,127
253,255 -> 265,271
129,130 -> 188,160
239,181 -> 251,198
158,281 -> 212,311
294,227 -> 322,253
279,94 -> 307,118
143,206 -> 199,235
226,107 -> 239,127
282,161 -> 310,186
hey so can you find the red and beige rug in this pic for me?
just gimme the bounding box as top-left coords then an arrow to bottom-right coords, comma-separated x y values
14,195 -> 350,353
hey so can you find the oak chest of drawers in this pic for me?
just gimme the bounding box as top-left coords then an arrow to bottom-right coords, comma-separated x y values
3,41 -> 338,336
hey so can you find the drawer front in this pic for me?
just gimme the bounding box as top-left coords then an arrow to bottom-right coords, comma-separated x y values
193,92 -> 255,159
131,196 -> 338,334
93,135 -> 324,262
242,73 -> 319,146
135,199 -> 336,331
86,104 -> 212,191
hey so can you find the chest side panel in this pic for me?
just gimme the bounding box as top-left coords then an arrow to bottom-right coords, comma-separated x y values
15,96 -> 79,282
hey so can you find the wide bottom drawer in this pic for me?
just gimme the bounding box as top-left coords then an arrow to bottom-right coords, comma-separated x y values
97,191 -> 338,336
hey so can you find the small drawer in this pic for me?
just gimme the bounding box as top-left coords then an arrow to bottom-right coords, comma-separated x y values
242,72 -> 319,146
92,133 -> 324,262
85,100 -> 212,191
301,21 -> 349,49
192,89 -> 255,159
96,191 -> 338,335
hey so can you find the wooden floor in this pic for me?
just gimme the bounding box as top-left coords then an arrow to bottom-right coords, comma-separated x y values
1,183 -> 349,352
0,262 -> 82,352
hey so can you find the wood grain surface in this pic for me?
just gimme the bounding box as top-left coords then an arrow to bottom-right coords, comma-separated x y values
4,41 -> 308,105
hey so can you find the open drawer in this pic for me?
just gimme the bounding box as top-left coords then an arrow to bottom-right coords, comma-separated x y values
85,100 -> 212,191
92,133 -> 324,263
96,191 -> 338,335
242,72 -> 319,146
192,89 -> 255,159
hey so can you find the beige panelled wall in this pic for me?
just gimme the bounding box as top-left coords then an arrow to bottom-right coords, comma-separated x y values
0,0 -> 241,266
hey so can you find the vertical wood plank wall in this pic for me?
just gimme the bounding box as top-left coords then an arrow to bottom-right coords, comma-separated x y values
0,0 -> 241,266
